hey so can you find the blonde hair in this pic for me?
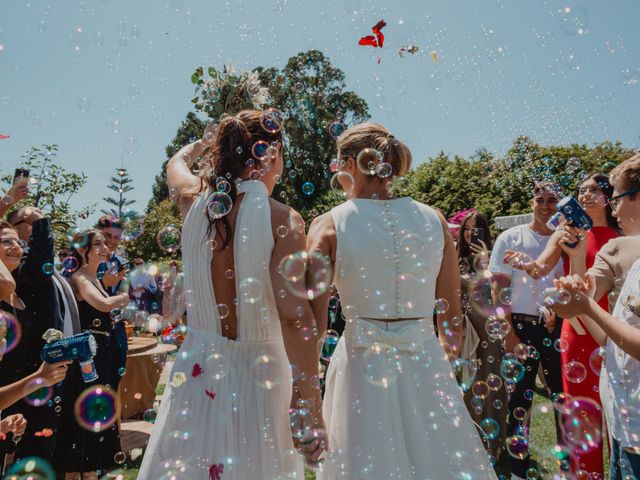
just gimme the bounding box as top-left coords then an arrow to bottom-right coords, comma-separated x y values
609,152 -> 640,192
337,122 -> 412,177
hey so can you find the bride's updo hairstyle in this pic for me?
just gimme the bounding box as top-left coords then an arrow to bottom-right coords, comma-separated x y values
336,122 -> 412,178
199,109 -> 283,249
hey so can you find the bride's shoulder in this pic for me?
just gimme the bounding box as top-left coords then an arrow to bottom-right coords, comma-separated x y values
269,198 -> 305,234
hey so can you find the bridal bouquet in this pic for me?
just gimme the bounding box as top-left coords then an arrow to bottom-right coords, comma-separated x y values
191,65 -> 270,118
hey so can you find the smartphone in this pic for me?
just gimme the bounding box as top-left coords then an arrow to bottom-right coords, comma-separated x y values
471,227 -> 484,247
13,168 -> 29,188
118,261 -> 133,273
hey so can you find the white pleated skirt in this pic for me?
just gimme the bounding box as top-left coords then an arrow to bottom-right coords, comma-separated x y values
318,319 -> 497,480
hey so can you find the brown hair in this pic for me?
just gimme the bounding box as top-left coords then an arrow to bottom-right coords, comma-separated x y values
609,153 -> 640,194
199,110 -> 284,248
0,221 -> 17,234
579,172 -> 618,231
69,229 -> 104,270
457,212 -> 493,263
95,214 -> 123,230
337,122 -> 412,177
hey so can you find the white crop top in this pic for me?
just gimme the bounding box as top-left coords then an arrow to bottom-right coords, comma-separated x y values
331,197 -> 444,319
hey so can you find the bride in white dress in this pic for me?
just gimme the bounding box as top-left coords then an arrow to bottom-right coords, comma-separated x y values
308,122 -> 497,480
139,111 -> 326,479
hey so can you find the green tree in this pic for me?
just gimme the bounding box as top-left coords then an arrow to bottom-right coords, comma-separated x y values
102,167 -> 137,218
147,50 -> 369,221
256,50 -> 369,214
125,199 -> 182,261
405,137 -> 635,233
1,144 -> 94,243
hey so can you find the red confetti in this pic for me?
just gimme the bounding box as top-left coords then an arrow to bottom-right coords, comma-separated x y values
205,389 -> 216,400
34,428 -> 54,438
0,134 -> 9,140
191,363 -> 203,377
358,20 -> 386,48
0,432 -> 5,441
209,463 -> 224,480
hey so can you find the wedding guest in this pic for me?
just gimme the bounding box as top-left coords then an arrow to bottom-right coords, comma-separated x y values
95,215 -> 127,295
161,260 -> 185,325
1,208 -> 69,465
503,173 -> 619,477
457,211 -> 508,461
548,153 -> 640,480
54,230 -> 129,479
489,181 -> 565,480
129,258 -> 158,313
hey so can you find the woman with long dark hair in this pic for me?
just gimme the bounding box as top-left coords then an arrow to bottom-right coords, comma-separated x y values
456,211 -> 508,461
138,110 -> 325,479
504,172 -> 619,477
54,230 -> 130,479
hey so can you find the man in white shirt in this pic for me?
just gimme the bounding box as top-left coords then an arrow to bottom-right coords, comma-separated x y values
488,182 -> 565,480
129,257 -> 158,312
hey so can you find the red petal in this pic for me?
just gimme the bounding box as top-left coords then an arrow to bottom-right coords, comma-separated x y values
191,363 -> 204,377
0,135 -> 9,140
205,389 -> 217,400
358,35 -> 378,47
372,20 -> 387,34
375,31 -> 385,48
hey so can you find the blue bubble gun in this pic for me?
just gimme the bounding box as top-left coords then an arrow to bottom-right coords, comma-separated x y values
40,332 -> 98,383
546,196 -> 593,248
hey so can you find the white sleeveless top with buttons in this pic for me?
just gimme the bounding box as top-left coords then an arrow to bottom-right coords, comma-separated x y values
330,197 -> 444,319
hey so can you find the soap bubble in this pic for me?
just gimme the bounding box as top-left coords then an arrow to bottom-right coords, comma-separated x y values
253,354 -> 282,390
330,171 -> 355,197
206,192 -> 233,219
480,418 -> 500,440
0,312 -> 22,354
560,397 -> 602,452
301,181 -> 315,195
356,148 -> 383,175
328,121 -> 345,139
556,6 -> 589,36
279,250 -> 332,300
362,343 -> 402,388
62,256 -> 79,273
251,140 -> 269,160
6,457 -> 56,479
289,408 -> 314,440
143,408 -> 157,423
24,378 -> 53,407
41,262 -> 55,276
589,347 -> 605,375
206,352 -> 229,381
261,108 -> 284,133
498,287 -> 513,305
506,434 -> 529,459
74,385 -> 120,432
500,355 -> 525,383
563,360 -> 587,384
238,277 -> 263,304
157,226 -> 181,253
452,358 -> 478,391
434,298 -> 449,314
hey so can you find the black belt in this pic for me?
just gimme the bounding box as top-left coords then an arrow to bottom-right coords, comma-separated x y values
512,313 -> 542,324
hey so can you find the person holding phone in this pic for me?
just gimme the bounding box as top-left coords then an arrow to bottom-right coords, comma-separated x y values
457,211 -> 508,462
0,169 -> 30,219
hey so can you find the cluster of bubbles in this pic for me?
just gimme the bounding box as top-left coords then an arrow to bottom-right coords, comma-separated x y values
278,250 -> 332,300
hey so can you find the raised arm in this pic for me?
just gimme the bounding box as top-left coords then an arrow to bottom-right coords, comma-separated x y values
72,275 -> 129,313
434,212 -> 463,359
168,123 -> 216,217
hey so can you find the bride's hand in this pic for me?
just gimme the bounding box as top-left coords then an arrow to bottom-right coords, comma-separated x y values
299,427 -> 328,468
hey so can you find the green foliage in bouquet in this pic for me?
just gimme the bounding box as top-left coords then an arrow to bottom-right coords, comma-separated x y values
190,65 -> 270,118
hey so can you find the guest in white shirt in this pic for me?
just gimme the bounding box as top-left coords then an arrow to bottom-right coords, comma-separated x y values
488,181 -> 565,480
129,257 -> 158,312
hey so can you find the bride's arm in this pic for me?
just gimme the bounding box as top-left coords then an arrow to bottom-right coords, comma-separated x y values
434,212 -> 464,359
270,209 -> 324,412
167,123 -> 216,217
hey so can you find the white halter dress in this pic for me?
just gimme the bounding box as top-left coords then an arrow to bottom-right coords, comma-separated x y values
318,198 -> 497,480
139,181 -> 304,479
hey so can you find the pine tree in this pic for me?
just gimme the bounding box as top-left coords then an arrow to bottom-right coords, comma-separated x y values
102,166 -> 137,218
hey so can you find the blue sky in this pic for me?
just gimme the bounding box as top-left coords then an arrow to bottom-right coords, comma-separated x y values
0,0 -> 638,226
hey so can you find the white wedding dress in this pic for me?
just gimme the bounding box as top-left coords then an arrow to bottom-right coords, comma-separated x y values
139,181 -> 304,479
318,198 -> 497,480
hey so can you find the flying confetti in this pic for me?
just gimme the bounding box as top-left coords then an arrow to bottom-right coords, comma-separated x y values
0,134 -> 9,140
358,20 -> 387,48
430,50 -> 440,64
399,45 -> 419,58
